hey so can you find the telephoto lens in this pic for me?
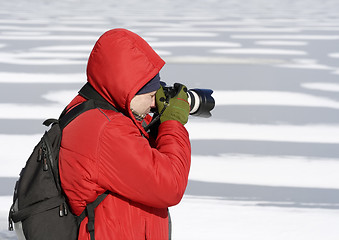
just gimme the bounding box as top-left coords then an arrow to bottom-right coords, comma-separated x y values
187,88 -> 215,118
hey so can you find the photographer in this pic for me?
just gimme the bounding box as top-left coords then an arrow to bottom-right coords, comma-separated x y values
59,28 -> 191,239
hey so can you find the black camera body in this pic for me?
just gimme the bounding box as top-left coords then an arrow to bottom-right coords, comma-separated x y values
161,82 -> 215,118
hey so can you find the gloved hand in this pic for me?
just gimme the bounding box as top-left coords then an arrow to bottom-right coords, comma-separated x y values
156,83 -> 190,125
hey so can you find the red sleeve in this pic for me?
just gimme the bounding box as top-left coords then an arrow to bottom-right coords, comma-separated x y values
97,118 -> 191,208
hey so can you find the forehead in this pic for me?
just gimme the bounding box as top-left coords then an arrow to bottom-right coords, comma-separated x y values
133,90 -> 157,101
140,90 -> 157,96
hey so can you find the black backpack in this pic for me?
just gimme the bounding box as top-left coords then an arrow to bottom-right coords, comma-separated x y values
8,83 -> 116,240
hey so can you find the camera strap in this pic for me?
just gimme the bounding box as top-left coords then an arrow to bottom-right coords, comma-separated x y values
143,102 -> 168,132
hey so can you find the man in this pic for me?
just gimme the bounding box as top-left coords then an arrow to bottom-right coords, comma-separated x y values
59,28 -> 191,239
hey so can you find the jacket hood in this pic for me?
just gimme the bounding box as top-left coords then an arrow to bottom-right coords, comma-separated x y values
86,28 -> 165,116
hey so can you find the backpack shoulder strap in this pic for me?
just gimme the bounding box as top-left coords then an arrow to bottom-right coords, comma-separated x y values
58,99 -> 97,130
78,82 -> 119,112
53,82 -> 118,130
77,191 -> 110,240
78,82 -> 107,102
58,85 -> 119,130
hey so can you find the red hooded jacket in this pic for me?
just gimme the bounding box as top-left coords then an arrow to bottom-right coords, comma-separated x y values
59,29 -> 191,239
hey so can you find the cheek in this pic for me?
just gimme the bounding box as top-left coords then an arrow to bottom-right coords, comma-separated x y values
143,97 -> 152,107
138,98 -> 150,113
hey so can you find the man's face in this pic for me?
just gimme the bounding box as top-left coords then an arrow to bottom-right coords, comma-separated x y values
130,90 -> 157,118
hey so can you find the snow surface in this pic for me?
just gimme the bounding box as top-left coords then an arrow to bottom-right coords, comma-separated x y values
1,0 -> 339,239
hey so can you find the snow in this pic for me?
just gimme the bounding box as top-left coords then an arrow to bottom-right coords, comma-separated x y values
0,134 -> 41,177
212,90 -> 339,109
211,48 -> 307,55
148,41 -> 242,47
143,32 -> 218,37
231,35 -> 339,40
328,53 -> 339,58
0,53 -> 87,65
189,155 -> 339,189
301,82 -> 339,92
170,196 -> 339,240
255,41 -> 308,46
277,58 -> 335,70
187,123 -> 339,144
150,27 -> 300,33
0,104 -> 65,119
0,72 -> 85,83
0,35 -> 100,41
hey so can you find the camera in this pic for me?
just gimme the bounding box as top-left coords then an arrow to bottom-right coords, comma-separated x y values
144,82 -> 215,132
161,82 -> 215,118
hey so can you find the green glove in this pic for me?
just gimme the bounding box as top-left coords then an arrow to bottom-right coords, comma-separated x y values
156,83 -> 190,125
